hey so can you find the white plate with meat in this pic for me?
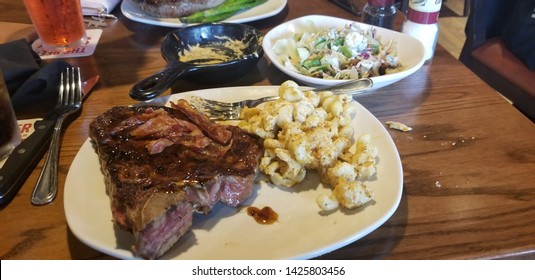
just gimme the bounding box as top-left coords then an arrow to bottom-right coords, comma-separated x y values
64,86 -> 403,260
121,0 -> 287,27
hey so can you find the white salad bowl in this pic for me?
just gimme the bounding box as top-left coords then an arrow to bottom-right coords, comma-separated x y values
263,15 -> 426,89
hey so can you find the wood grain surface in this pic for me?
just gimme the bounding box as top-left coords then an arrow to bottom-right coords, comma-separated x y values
1,0 -> 534,260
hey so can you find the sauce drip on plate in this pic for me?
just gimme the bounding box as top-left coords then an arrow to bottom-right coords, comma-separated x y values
246,206 -> 278,224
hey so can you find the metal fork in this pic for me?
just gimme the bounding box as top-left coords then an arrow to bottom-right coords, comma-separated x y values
189,78 -> 373,120
31,67 -> 83,206
189,95 -> 280,120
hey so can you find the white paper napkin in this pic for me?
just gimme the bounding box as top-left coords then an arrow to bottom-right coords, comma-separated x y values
81,0 -> 121,16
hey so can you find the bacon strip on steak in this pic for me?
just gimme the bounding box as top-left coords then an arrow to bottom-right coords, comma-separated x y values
132,0 -> 227,18
89,100 -> 262,259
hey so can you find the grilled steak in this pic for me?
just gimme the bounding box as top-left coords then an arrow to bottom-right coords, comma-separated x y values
132,0 -> 226,18
89,100 -> 262,259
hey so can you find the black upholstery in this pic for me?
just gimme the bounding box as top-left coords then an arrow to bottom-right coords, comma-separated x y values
459,0 -> 535,121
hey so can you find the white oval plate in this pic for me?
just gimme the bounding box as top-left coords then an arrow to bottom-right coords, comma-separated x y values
64,86 -> 403,259
263,15 -> 426,89
121,0 -> 287,27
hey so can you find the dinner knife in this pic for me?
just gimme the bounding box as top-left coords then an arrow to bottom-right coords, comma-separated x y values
0,75 -> 99,206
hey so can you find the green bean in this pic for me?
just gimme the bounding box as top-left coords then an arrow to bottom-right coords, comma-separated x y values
302,57 -> 322,69
332,37 -> 344,46
339,46 -> 352,58
180,0 -> 267,23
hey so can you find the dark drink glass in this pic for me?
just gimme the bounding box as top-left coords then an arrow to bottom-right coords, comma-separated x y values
0,69 -> 21,160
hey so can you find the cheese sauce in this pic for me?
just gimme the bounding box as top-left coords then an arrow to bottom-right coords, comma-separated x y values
179,38 -> 247,65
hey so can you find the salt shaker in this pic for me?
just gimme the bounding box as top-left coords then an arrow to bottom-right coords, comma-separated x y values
362,0 -> 397,30
401,0 -> 443,63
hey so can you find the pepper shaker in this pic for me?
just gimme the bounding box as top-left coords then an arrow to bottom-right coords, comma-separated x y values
362,0 -> 397,30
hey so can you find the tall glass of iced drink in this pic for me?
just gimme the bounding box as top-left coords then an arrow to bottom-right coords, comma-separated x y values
23,0 -> 87,51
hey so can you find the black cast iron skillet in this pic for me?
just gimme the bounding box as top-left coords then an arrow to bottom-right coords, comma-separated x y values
130,23 -> 264,101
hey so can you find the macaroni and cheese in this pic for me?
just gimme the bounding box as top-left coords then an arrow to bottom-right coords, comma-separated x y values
238,80 -> 378,211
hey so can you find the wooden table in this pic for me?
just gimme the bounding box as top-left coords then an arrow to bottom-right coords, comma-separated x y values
1,0 -> 534,260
